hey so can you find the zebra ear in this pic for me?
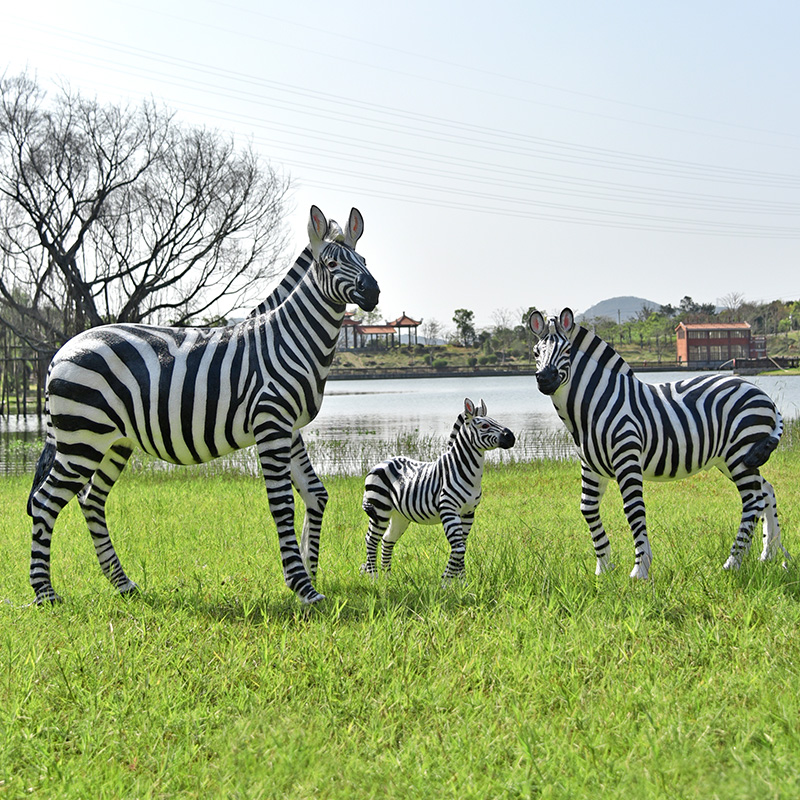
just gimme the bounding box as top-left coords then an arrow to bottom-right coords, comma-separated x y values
308,206 -> 328,257
345,208 -> 364,248
464,398 -> 476,419
528,310 -> 546,339
478,399 -> 487,417
558,308 -> 575,335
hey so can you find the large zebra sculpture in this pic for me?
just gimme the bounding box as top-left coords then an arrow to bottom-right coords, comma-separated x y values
27,206 -> 379,605
361,398 -> 515,581
528,307 -> 789,579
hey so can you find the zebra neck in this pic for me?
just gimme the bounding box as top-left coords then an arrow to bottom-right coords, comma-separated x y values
446,434 -> 484,476
552,326 -> 636,441
276,269 -> 347,350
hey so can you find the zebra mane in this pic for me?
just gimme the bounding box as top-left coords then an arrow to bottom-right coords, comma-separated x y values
247,246 -> 314,318
447,413 -> 466,448
571,324 -> 634,378
246,217 -> 350,319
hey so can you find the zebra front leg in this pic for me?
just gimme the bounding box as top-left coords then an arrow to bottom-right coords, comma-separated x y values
440,506 -> 467,584
724,470 -> 765,571
77,442 -> 138,595
290,432 -> 328,579
257,423 -> 323,604
616,460 -> 652,579
579,465 -> 614,575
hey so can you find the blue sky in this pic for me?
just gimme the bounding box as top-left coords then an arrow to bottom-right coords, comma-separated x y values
3,0 -> 798,330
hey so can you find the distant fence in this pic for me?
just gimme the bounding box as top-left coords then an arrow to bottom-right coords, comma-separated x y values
0,349 -> 55,417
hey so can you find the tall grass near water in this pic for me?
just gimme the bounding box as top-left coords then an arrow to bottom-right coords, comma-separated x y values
1,426 -> 800,797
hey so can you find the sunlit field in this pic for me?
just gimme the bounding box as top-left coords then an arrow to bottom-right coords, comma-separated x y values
1,433 -> 800,798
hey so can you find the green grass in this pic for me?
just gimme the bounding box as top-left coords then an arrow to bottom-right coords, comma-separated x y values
2,450 -> 800,798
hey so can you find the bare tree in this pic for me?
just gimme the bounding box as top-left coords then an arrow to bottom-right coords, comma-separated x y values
0,72 -> 290,352
490,307 -> 515,363
421,317 -> 443,345
719,291 -> 745,322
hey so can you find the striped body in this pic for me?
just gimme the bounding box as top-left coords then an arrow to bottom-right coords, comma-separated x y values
529,307 -> 789,578
27,206 -> 379,604
361,399 -> 515,581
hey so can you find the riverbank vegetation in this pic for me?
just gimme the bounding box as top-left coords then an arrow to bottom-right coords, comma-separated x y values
334,298 -> 800,373
2,431 -> 800,798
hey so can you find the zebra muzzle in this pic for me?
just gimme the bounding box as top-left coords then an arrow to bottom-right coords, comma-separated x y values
499,429 -> 516,449
536,366 -> 561,395
354,274 -> 380,312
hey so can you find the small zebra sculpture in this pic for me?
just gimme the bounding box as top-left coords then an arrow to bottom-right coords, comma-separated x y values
361,398 -> 515,581
529,307 -> 790,579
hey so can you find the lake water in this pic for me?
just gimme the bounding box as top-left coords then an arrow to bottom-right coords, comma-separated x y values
3,371 -> 800,476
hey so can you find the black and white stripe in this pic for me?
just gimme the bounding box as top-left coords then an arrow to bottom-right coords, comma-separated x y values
27,206 -> 379,604
529,307 -> 789,578
361,398 -> 515,581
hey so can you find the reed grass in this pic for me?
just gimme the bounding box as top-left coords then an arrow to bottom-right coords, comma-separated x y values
0,429 -> 799,797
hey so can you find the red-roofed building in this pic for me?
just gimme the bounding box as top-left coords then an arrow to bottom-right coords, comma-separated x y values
386,312 -> 423,346
337,311 -> 423,349
355,324 -> 398,348
675,322 -> 755,367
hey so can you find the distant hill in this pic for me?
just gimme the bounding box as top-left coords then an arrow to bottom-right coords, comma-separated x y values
578,296 -> 662,323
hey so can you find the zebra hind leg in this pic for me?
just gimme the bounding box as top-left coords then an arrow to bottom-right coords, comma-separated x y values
380,515 -> 410,574
724,470 -> 764,571
28,451 -> 92,604
360,501 -> 388,575
757,478 -> 791,567
77,441 -> 138,596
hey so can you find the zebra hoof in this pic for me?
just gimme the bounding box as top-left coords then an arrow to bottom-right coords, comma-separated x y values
440,572 -> 466,588
359,563 -> 377,575
34,589 -> 63,605
723,556 -> 741,571
629,564 -> 650,580
119,583 -> 140,598
301,590 -> 326,605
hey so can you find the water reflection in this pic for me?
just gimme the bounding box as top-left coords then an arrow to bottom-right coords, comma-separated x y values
2,372 -> 799,477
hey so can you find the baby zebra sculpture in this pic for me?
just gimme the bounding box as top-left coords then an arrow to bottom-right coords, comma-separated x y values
361,398 -> 515,582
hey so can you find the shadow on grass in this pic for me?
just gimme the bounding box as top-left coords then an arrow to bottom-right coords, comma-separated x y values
20,545 -> 800,630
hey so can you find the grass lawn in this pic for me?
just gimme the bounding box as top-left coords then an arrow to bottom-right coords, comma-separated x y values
1,447 -> 800,798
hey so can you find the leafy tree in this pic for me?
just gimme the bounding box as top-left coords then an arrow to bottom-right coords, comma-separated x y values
0,72 -> 290,354
359,306 -> 384,325
678,296 -> 716,322
452,308 -> 476,347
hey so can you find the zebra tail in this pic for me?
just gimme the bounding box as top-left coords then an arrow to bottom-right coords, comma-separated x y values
27,437 -> 56,517
743,411 -> 783,469
363,500 -> 381,523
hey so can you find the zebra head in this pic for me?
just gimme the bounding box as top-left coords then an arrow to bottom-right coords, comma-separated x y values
528,307 -> 576,395
308,206 -> 380,312
462,398 -> 516,451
